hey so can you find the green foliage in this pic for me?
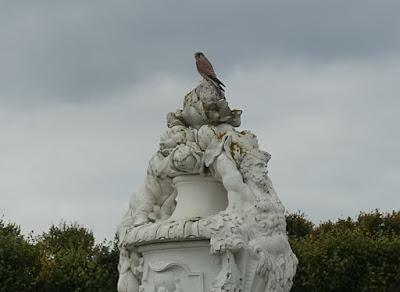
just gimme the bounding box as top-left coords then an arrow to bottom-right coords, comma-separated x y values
0,220 -> 118,292
0,219 -> 40,292
38,222 -> 95,254
289,210 -> 400,292
356,210 -> 400,237
1,210 -> 399,291
35,222 -> 118,292
285,212 -> 314,238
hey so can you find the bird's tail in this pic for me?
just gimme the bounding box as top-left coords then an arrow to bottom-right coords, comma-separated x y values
208,75 -> 225,87
207,75 -> 225,92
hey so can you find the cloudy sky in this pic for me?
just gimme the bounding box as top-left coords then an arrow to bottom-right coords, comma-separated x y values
1,0 -> 399,241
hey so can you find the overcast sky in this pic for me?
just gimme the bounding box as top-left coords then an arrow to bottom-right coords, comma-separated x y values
1,0 -> 399,241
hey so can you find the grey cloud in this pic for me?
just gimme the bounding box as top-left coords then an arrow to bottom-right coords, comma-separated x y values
1,1 -> 399,240
0,76 -> 188,240
1,60 -> 399,240
228,60 -> 400,222
1,0 -> 400,103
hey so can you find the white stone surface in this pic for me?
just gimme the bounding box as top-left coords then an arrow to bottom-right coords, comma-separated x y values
138,241 -> 219,292
117,80 -> 298,292
169,175 -> 228,221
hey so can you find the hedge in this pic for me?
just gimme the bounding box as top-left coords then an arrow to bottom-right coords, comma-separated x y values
0,210 -> 399,291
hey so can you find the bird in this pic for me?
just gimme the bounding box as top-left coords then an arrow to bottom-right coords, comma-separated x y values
194,52 -> 225,92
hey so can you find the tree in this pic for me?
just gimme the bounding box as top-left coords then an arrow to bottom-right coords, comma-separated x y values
290,210 -> 400,292
35,222 -> 118,292
285,212 -> 314,239
0,219 -> 40,292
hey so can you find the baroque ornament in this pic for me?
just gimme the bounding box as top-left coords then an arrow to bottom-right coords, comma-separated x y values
117,79 -> 298,292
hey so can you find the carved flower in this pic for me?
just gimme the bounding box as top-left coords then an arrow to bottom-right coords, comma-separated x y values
170,143 -> 202,173
197,125 -> 218,151
159,126 -> 196,156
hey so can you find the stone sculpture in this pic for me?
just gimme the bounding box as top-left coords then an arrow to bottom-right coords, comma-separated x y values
117,79 -> 298,292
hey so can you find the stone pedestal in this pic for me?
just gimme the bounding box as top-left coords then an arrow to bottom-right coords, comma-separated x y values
138,241 -> 219,292
133,175 -> 228,292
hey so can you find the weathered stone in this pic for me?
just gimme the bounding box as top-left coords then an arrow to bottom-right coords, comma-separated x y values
117,80 -> 297,292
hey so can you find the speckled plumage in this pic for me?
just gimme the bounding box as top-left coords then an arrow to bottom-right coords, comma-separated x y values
194,52 -> 225,92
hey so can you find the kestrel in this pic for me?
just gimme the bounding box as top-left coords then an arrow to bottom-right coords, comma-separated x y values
194,52 -> 225,92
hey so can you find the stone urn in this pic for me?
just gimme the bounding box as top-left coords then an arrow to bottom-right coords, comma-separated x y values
169,175 -> 228,221
137,175 -> 229,292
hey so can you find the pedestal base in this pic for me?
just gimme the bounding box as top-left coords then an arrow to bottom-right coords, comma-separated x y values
138,240 -> 220,292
